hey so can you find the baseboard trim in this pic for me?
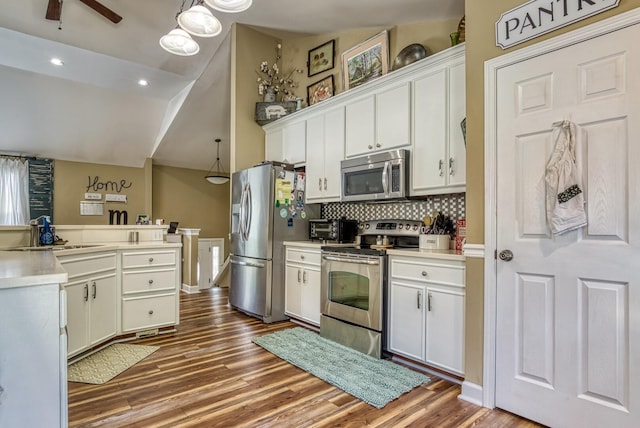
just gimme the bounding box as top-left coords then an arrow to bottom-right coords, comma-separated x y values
458,381 -> 484,406
181,283 -> 200,294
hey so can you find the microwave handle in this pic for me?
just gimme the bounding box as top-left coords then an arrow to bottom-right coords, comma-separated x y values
381,161 -> 390,195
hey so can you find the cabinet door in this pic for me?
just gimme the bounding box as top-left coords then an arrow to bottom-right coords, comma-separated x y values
388,281 -> 425,361
345,95 -> 375,157
411,68 -> 447,194
376,82 -> 411,151
284,264 -> 302,319
89,273 -> 117,346
65,279 -> 90,356
305,114 -> 325,201
425,287 -> 464,375
300,267 -> 321,326
447,60 -> 466,189
323,106 -> 345,201
283,120 -> 306,164
265,127 -> 284,162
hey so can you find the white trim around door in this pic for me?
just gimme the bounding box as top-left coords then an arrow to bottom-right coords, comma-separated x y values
483,6 -> 640,409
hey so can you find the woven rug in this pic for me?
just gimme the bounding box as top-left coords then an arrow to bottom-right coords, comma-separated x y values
67,343 -> 159,385
253,327 -> 429,408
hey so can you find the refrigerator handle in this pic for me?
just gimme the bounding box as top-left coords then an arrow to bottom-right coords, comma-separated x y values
239,184 -> 248,240
244,184 -> 252,241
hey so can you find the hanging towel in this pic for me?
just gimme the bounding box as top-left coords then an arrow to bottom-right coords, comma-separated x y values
544,120 -> 587,235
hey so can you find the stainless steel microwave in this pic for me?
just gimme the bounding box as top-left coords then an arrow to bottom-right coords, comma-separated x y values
340,149 -> 409,202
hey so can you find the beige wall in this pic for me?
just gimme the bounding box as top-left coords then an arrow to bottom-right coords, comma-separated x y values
152,164 -> 230,252
53,159 -> 148,225
464,0 -> 640,386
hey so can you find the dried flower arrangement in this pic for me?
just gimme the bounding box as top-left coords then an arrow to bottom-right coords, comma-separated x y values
256,41 -> 303,101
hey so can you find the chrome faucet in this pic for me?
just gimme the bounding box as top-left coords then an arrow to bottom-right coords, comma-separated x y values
29,215 -> 50,247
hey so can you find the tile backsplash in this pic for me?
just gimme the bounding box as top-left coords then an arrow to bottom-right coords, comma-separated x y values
321,193 -> 465,223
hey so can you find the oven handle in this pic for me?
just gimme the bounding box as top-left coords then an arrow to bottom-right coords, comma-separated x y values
322,255 -> 380,265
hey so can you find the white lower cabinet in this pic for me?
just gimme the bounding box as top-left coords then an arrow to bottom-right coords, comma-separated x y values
388,254 -> 465,376
284,245 -> 321,326
58,251 -> 117,358
120,248 -> 181,333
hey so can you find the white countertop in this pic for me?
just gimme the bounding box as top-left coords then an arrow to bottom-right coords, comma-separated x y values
0,251 -> 68,289
386,247 -> 465,261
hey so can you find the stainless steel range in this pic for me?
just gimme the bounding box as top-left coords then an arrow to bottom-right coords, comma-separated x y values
320,219 -> 422,358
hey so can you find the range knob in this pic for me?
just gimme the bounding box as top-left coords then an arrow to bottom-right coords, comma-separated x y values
405,223 -> 411,230
365,223 -> 370,229
398,224 -> 404,230
413,224 -> 419,231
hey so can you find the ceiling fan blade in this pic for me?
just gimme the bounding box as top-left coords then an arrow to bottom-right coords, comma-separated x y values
78,0 -> 122,23
45,0 -> 62,21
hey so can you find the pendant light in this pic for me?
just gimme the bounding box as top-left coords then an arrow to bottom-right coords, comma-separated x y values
159,28 -> 200,56
177,5 -> 222,37
205,138 -> 229,184
204,0 -> 252,13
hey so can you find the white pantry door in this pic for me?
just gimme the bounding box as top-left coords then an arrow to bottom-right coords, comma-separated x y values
495,23 -> 640,428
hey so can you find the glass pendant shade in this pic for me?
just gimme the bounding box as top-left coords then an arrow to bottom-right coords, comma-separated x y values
159,28 -> 200,56
177,5 -> 222,37
205,139 -> 229,184
204,0 -> 252,13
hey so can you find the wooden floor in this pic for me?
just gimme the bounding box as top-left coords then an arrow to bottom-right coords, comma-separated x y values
68,288 -> 542,428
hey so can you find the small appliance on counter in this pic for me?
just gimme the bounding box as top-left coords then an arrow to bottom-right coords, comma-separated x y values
309,218 -> 358,243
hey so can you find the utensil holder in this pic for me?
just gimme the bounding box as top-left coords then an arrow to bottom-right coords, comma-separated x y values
419,234 -> 450,250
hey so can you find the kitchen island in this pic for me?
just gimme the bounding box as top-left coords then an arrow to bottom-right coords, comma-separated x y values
0,250 -> 68,428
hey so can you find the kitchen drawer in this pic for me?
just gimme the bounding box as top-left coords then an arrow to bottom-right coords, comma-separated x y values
122,250 -> 176,269
58,252 -> 116,280
122,293 -> 177,332
390,257 -> 465,286
286,248 -> 321,266
122,268 -> 177,295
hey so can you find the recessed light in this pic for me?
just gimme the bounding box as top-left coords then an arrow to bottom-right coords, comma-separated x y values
50,58 -> 64,66
138,79 -> 149,86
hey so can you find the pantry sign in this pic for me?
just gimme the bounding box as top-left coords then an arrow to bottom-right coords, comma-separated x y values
496,0 -> 619,49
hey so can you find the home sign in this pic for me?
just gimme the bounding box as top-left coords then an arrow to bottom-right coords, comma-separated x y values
496,0 -> 619,49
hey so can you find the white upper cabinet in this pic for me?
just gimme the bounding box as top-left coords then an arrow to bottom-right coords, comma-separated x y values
262,44 -> 466,198
305,106 -> 345,202
411,48 -> 466,195
264,119 -> 306,165
345,82 -> 411,158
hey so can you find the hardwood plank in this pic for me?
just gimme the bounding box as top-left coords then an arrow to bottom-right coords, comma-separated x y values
68,288 -> 542,427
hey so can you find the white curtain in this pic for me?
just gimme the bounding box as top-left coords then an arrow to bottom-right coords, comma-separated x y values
0,158 -> 30,225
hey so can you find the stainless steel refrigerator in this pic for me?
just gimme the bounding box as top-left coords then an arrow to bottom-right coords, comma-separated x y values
229,162 -> 319,323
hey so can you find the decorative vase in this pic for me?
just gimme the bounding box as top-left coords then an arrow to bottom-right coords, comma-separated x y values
263,88 -> 276,102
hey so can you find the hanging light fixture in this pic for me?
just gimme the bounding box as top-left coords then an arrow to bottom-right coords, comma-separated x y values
204,0 -> 252,13
177,4 -> 222,37
205,138 -> 229,184
159,28 -> 200,56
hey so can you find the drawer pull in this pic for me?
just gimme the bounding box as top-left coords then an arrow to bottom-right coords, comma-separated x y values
148,279 -> 154,284
421,271 -> 428,277
148,257 -> 154,263
148,310 -> 154,315
300,255 -> 305,260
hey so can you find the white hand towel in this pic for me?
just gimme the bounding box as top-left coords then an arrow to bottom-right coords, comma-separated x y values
545,120 -> 587,235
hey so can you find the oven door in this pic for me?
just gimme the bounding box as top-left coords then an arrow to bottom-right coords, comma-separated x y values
320,251 -> 384,332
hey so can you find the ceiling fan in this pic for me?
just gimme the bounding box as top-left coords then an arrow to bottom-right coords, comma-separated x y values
46,0 -> 122,24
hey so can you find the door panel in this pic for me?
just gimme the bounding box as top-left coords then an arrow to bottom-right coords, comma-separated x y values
495,23 -> 640,427
229,255 -> 270,317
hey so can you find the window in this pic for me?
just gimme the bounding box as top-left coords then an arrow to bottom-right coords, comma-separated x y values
0,157 -> 54,225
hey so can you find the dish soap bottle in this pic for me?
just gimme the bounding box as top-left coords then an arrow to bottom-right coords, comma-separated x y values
40,216 -> 54,246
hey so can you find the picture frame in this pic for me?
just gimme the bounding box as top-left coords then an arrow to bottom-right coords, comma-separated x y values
136,214 -> 149,225
307,39 -> 335,77
307,75 -> 334,106
341,30 -> 389,91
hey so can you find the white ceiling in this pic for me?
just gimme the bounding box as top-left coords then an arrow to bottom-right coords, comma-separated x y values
0,0 -> 464,171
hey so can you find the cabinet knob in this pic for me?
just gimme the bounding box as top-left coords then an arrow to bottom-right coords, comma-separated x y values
421,271 -> 428,277
148,279 -> 154,284
376,143 -> 381,148
148,310 -> 154,315
300,255 -> 305,260
368,145 -> 373,150
148,257 -> 154,263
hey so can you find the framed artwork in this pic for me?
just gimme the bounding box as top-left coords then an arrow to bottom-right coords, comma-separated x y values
341,30 -> 389,91
307,39 -> 335,77
136,214 -> 149,225
307,75 -> 334,106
